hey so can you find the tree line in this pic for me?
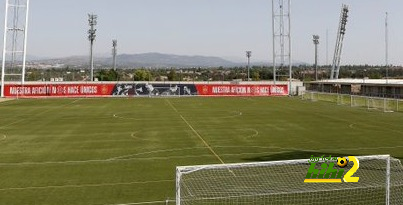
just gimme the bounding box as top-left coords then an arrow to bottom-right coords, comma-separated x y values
25,65 -> 403,82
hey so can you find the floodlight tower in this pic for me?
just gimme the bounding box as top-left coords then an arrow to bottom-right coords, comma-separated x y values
246,51 -> 252,81
112,40 -> 117,71
313,35 -> 319,81
1,0 -> 30,97
330,4 -> 349,79
272,0 -> 292,94
88,14 -> 97,81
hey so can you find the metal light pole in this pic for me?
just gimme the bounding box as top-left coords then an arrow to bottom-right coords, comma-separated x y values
112,39 -> 117,71
313,35 -> 319,81
1,0 -> 30,97
272,0 -> 292,95
88,14 -> 97,81
246,51 -> 252,81
330,4 -> 349,79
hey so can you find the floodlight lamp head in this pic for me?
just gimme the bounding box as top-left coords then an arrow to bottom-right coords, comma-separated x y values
246,51 -> 252,58
88,14 -> 98,26
313,35 -> 319,44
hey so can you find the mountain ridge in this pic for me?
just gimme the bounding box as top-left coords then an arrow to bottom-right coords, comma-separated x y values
34,52 -> 238,68
29,52 -> 307,68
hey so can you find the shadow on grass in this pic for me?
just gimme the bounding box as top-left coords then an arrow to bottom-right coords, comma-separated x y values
242,150 -> 403,162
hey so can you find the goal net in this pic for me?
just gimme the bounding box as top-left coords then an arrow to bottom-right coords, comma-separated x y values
350,95 -> 368,108
337,94 -> 351,106
367,97 -> 398,113
302,91 -> 338,103
350,95 -> 398,112
176,155 -> 403,205
301,91 -> 318,102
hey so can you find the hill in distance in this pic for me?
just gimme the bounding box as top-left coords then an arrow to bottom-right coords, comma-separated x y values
32,52 -> 307,68
36,52 -> 238,68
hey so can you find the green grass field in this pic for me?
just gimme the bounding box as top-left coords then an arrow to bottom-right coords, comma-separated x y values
0,97 -> 402,204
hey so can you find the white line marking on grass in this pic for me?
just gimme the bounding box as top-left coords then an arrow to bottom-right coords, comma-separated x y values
130,132 -> 150,141
165,99 -> 227,165
214,145 -> 403,153
0,179 -> 174,191
113,113 -> 182,121
70,98 -> 81,104
107,200 -> 175,205
0,98 -> 83,130
348,122 -> 403,136
0,134 -> 6,141
0,119 -> 26,130
186,111 -> 242,119
241,97 -> 256,102
334,145 -> 403,151
0,99 -> 15,105
212,111 -> 242,119
0,147 -> 209,166
113,111 -> 241,121
109,147 -> 206,160
2,144 -> 401,167
243,128 -> 259,138
0,153 -> 221,167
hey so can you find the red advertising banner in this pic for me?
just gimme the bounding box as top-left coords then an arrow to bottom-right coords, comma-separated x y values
4,84 -> 115,97
195,84 -> 288,96
2,83 -> 288,97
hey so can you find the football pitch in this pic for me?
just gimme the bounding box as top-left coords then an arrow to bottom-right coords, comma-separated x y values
0,97 -> 402,204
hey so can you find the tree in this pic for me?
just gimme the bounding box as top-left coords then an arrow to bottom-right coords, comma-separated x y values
167,69 -> 177,81
97,69 -> 119,81
133,69 -> 152,81
252,70 -> 260,81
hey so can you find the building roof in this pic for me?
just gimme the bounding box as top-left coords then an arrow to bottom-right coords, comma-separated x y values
313,79 -> 403,85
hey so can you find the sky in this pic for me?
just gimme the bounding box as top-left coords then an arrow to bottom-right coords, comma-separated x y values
1,0 -> 403,65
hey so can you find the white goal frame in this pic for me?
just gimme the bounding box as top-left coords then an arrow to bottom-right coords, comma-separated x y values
176,155 -> 402,205
302,91 -> 403,113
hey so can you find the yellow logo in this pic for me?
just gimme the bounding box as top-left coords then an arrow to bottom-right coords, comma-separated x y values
304,156 -> 359,183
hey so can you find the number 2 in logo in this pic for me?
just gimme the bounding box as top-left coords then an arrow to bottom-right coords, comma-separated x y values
343,156 -> 359,182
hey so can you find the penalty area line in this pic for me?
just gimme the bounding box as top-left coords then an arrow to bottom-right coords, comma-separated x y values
165,99 -> 227,165
0,179 -> 174,191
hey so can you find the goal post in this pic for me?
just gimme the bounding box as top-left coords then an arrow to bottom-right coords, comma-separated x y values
337,93 -> 351,106
301,91 -> 318,102
176,155 -> 403,205
367,97 -> 397,112
351,95 -> 368,108
302,92 -> 401,113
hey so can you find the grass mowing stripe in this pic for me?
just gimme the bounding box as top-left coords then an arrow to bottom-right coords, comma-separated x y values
0,97 -> 402,204
0,99 -> 15,105
165,99 -> 226,165
0,134 -> 6,141
0,98 -> 82,130
0,179 -> 174,191
0,147 -> 207,166
107,200 -> 175,205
